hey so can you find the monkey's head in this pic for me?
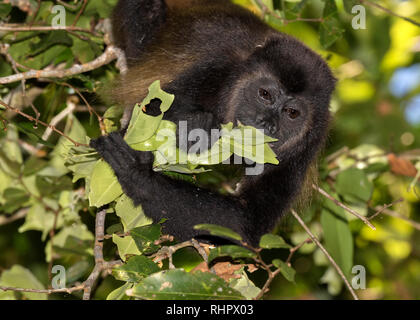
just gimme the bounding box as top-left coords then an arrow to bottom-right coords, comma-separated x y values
226,35 -> 336,164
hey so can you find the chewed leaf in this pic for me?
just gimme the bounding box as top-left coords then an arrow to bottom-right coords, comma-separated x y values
124,81 -> 174,146
142,80 -> 175,113
124,107 -> 164,146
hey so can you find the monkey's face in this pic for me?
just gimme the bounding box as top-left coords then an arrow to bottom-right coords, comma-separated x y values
231,37 -> 335,161
238,74 -> 310,139
233,72 -> 324,162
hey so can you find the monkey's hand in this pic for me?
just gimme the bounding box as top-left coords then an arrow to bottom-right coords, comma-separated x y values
90,131 -> 154,175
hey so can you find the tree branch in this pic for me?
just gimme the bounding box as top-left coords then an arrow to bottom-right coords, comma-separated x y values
313,184 -> 376,230
0,45 -> 123,85
291,209 -> 359,300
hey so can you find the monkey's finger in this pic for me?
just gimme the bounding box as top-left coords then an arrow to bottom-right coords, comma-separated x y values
100,148 -> 127,173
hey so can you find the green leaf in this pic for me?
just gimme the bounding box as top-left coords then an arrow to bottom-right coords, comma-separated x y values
319,0 -> 344,48
229,268 -> 261,300
112,234 -> 141,262
89,159 -> 123,207
130,224 -> 162,254
22,157 -> 48,176
107,282 -> 133,300
66,261 -> 91,284
320,209 -> 353,277
259,234 -> 291,249
125,105 -> 164,146
273,259 -> 296,282
128,270 -> 244,300
124,80 -> 174,146
208,245 -> 256,263
335,168 -> 373,202
112,255 -> 160,282
19,202 -> 59,241
44,224 -> 94,262
0,265 -> 47,300
319,18 -> 344,49
1,188 -> 29,214
51,115 -> 88,175
29,31 -> 73,57
194,224 -> 242,241
0,3 -> 12,19
115,194 -> 152,232
0,149 -> 21,177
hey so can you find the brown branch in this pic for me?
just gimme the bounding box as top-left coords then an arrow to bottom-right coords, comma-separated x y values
368,198 -> 404,221
313,184 -> 376,230
39,98 -> 77,144
82,209 -> 122,300
286,238 -> 312,266
0,45 -> 122,85
59,82 -> 106,135
83,208 -> 106,300
152,238 -> 209,267
71,0 -> 88,27
0,284 -> 84,295
373,206 -> 420,231
0,208 -> 29,226
56,0 -> 80,10
0,24 -> 99,36
0,99 -> 88,147
0,207 -> 121,298
291,209 -> 359,300
254,268 -> 281,300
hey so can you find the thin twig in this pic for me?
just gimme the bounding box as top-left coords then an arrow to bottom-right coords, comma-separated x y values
374,206 -> 420,231
313,184 -> 376,230
58,82 -> 106,135
291,209 -> 359,300
152,239 -> 209,266
71,0 -> 88,27
0,45 -> 122,85
40,99 -> 77,144
0,99 -> 88,147
368,198 -> 404,221
0,24 -> 99,36
286,238 -> 312,266
0,284 -> 84,295
0,208 -> 29,226
83,208 -> 106,300
359,0 -> 420,28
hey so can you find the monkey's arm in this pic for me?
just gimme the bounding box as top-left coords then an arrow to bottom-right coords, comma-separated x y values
90,132 -> 248,243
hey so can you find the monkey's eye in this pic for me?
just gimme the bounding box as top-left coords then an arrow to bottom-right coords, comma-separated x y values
258,88 -> 272,103
283,107 -> 301,120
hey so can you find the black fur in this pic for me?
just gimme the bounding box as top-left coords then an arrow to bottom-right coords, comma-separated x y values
91,0 -> 336,246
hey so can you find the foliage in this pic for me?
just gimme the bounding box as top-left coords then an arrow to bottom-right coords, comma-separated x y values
0,0 -> 420,300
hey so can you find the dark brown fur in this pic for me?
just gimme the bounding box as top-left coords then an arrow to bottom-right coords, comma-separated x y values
91,0 -> 336,245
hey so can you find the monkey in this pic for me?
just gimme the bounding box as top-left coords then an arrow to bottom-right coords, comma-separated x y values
90,0 -> 336,246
